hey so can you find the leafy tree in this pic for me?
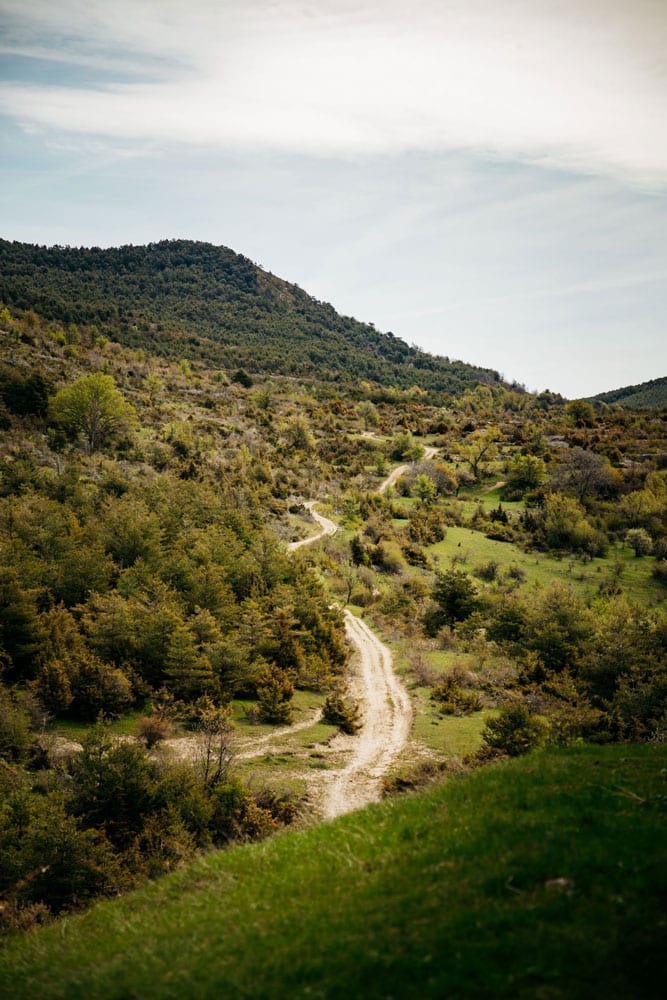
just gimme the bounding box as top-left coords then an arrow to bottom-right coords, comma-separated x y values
232,369 -> 253,388
415,474 -> 438,505
550,447 -> 617,501
191,699 -> 234,790
70,725 -> 154,849
70,654 -> 134,720
48,373 -> 136,452
460,427 -> 500,480
431,675 -> 482,715
0,366 -> 50,416
4,792 -> 124,916
625,527 -> 653,557
541,493 -> 607,555
164,624 -> 216,700
284,416 -> 316,453
0,569 -> 43,677
99,495 -> 163,569
358,400 -> 379,430
79,591 -> 137,666
0,689 -> 32,761
505,453 -> 545,494
579,596 -> 663,705
522,583 -> 593,674
32,660 -> 73,715
390,431 -> 423,462
565,399 -> 595,427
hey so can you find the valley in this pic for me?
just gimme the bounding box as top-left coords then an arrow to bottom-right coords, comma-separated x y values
0,240 -> 665,996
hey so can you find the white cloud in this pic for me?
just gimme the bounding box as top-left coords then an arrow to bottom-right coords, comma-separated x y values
1,0 -> 666,185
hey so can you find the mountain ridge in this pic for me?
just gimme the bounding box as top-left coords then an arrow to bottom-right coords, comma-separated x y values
0,237 -> 504,397
590,375 -> 667,410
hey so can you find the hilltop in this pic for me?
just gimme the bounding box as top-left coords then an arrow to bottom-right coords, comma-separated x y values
0,238 -> 503,396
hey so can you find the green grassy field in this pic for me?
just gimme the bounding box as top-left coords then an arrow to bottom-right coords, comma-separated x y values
2,743 -> 664,1000
428,525 -> 664,605
49,710 -> 147,742
410,691 -> 493,758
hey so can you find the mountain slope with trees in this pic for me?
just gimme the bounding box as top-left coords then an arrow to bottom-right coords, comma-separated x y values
591,376 -> 667,410
0,266 -> 665,948
0,238 -> 503,395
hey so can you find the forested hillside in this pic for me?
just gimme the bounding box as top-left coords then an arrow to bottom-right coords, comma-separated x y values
592,375 -> 667,410
0,281 -> 665,944
0,238 -> 502,394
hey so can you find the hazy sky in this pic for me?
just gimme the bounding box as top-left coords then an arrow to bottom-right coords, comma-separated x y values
1,0 -> 666,397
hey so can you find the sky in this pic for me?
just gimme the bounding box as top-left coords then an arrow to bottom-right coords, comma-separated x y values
1,0 -> 666,398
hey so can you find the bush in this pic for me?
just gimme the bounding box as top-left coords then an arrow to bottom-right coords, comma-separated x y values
506,564 -> 527,583
652,537 -> 667,560
424,569 -> 479,635
652,560 -> 667,583
70,656 -> 134,720
322,692 -> 362,734
431,675 -> 482,716
136,715 -> 174,749
0,690 -> 32,762
475,559 -> 499,582
481,702 -> 548,757
625,527 -> 653,557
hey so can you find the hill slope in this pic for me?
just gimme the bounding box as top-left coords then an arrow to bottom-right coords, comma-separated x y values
0,238 -> 501,395
591,376 -> 667,409
2,744 -> 664,1000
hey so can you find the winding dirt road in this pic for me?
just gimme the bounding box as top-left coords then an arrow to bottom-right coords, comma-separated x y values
287,501 -> 338,551
378,445 -> 438,494
286,501 -> 412,818
318,610 -> 411,819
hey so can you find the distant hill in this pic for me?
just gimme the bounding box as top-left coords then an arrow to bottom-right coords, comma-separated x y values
591,376 -> 667,410
0,238 -> 502,396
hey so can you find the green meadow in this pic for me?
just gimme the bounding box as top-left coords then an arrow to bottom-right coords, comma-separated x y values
2,743 -> 664,1000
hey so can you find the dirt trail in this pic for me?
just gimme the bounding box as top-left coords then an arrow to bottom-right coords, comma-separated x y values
287,501 -> 337,551
317,610 -> 411,819
378,445 -> 438,494
164,709 -> 323,764
287,499 -> 413,817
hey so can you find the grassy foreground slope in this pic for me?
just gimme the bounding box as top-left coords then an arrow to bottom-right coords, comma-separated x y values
2,744 -> 665,1000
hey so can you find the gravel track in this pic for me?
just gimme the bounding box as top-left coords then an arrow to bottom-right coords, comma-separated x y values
317,610 -> 411,819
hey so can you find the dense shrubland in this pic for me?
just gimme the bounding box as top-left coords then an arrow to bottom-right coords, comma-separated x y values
0,287 -> 665,931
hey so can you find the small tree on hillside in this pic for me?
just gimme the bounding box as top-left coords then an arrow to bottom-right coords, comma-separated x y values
460,427 -> 500,481
49,373 -> 136,452
256,663 -> 294,724
415,474 -> 438,505
430,569 -> 479,628
625,528 -> 653,557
